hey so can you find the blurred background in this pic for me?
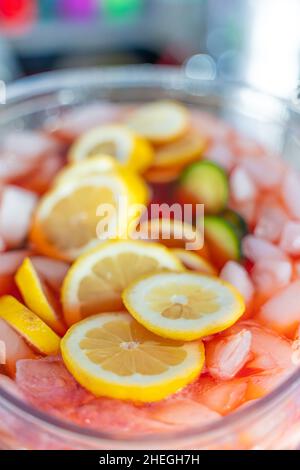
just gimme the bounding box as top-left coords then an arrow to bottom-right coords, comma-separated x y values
0,0 -> 300,98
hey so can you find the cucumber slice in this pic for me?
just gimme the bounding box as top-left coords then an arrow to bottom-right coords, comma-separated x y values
204,215 -> 241,269
179,160 -> 229,214
222,209 -> 248,239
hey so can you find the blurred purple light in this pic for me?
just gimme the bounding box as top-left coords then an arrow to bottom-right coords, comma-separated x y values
59,0 -> 97,20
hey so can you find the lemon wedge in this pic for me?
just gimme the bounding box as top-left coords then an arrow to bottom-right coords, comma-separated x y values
15,258 -> 66,336
61,312 -> 205,402
0,296 -> 60,355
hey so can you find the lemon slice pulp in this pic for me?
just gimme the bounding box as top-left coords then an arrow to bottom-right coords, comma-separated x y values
61,312 -> 205,402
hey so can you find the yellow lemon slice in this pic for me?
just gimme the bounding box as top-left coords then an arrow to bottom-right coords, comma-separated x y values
171,249 -> 217,276
54,155 -> 118,186
0,296 -> 60,355
144,165 -> 183,184
137,218 -> 204,252
55,160 -> 150,229
15,258 -> 66,336
61,312 -> 205,402
126,101 -> 190,144
69,124 -> 154,173
62,240 -> 183,326
152,129 -> 208,168
30,170 -> 149,261
123,271 -> 245,341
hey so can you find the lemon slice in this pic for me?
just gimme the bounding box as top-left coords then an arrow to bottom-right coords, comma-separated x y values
123,272 -> 245,341
54,158 -> 150,214
137,218 -> 204,252
62,240 -> 183,326
152,129 -> 208,168
144,165 -> 182,184
171,249 -> 217,276
15,258 -> 66,336
30,170 -> 148,261
61,312 -> 204,402
54,155 -> 118,186
69,124 -> 154,173
0,296 -> 60,355
126,101 -> 189,144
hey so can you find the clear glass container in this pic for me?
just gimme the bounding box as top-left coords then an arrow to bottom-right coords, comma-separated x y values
0,66 -> 300,450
